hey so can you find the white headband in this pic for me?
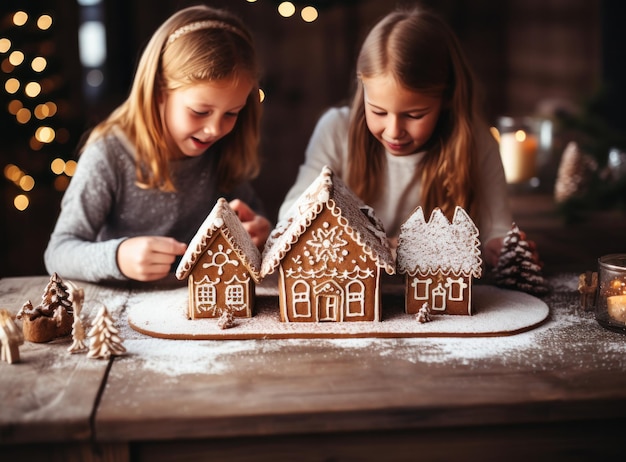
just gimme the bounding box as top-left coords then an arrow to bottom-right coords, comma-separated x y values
166,20 -> 248,46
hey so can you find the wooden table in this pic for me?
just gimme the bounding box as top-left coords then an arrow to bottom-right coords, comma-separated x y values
1,271 -> 625,462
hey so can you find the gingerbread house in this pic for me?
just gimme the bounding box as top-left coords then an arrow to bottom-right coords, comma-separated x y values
176,198 -> 262,319
261,165 -> 395,322
396,206 -> 482,316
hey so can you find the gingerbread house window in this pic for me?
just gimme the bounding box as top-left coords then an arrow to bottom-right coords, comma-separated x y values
292,281 -> 311,318
446,277 -> 467,301
346,280 -> 365,316
195,280 -> 216,310
432,284 -> 447,311
226,285 -> 244,306
411,277 -> 432,301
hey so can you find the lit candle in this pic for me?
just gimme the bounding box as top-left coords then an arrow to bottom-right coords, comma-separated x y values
596,254 -> 626,332
607,295 -> 626,323
606,277 -> 626,323
499,129 -> 538,184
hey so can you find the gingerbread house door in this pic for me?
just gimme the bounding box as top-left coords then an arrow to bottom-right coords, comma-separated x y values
315,280 -> 343,322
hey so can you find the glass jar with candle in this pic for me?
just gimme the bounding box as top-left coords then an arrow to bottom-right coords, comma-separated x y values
496,116 -> 539,185
596,253 -> 626,334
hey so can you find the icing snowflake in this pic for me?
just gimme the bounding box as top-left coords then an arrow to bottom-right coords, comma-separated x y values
305,222 -> 349,265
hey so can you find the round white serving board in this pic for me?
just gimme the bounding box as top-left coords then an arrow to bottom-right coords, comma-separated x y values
127,285 -> 549,340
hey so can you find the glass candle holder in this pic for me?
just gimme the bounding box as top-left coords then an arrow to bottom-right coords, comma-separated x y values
496,116 -> 539,184
596,253 -> 626,334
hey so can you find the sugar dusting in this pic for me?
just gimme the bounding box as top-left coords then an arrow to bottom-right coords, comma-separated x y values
114,273 -> 626,377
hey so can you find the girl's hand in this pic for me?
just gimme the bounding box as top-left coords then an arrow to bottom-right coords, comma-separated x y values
229,199 -> 271,249
117,236 -> 187,281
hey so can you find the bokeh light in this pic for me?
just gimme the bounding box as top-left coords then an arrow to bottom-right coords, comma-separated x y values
301,6 -> 319,22
31,56 -> 47,72
25,81 -> 42,97
14,194 -> 30,211
13,12 -> 28,27
278,2 -> 296,18
37,15 -> 53,30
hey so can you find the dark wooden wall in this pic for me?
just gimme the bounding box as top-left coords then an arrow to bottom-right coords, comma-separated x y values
0,0 -> 610,276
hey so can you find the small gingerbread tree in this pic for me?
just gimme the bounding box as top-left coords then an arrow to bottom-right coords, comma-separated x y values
16,272 -> 74,343
415,302 -> 431,323
87,304 -> 126,359
492,223 -> 550,296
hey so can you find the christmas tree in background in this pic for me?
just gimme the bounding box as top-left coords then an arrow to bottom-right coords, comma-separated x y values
492,223 -> 550,296
554,88 -> 626,220
1,4 -> 81,277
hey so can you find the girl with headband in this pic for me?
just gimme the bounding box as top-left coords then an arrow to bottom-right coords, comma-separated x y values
45,5 -> 270,282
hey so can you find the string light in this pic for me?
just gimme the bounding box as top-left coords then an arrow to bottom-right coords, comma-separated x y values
24,81 -> 42,97
260,2 -> 320,23
5,78 -> 20,94
9,50 -> 24,66
64,160 -> 77,176
37,15 -> 53,30
16,107 -> 31,124
12,12 -> 28,27
301,6 -> 318,22
50,158 -> 65,175
12,6 -> 76,199
35,126 -> 55,143
0,38 -> 11,53
14,195 -> 29,211
278,2 -> 296,18
31,56 -> 47,72
8,100 -> 23,115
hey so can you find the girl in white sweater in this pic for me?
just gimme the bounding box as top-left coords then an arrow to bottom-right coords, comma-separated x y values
279,7 -> 513,267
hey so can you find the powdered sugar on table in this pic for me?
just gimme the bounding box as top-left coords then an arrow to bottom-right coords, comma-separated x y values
113,274 -> 626,378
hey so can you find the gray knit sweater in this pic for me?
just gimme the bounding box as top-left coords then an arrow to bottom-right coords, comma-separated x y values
44,131 -> 263,282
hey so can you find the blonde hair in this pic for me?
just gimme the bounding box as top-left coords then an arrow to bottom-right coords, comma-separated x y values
85,5 -> 261,193
348,7 -> 481,223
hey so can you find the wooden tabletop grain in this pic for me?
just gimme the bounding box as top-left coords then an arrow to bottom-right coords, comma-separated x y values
1,271 -> 625,462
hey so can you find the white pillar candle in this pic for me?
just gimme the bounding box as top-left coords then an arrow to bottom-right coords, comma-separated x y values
607,295 -> 626,323
499,130 -> 538,184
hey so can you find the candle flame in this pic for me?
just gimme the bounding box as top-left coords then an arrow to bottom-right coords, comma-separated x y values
610,278 -> 626,294
490,126 -> 500,143
514,130 -> 527,142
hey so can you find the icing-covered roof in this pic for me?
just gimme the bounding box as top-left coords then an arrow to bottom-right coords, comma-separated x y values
175,198 -> 262,281
396,206 -> 482,278
261,166 -> 395,277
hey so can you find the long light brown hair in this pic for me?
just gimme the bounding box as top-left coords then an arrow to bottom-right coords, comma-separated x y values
348,7 -> 481,222
85,5 -> 262,193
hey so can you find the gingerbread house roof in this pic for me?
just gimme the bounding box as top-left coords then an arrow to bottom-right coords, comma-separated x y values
261,165 -> 395,277
175,198 -> 262,282
396,206 -> 482,278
